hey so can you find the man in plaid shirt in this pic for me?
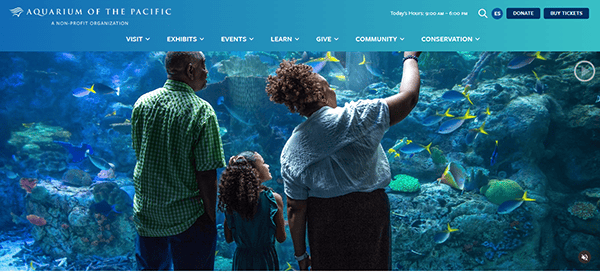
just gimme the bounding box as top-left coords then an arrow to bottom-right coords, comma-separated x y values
131,51 -> 226,270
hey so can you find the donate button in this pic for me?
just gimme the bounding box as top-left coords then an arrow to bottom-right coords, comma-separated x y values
506,8 -> 540,19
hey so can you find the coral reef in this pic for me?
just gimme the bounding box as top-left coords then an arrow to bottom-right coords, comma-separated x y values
25,179 -> 135,258
8,124 -> 71,173
480,179 -> 525,205
388,180 -> 546,270
92,182 -> 133,212
430,146 -> 447,165
481,214 -> 533,261
20,178 -> 37,193
461,52 -> 499,86
217,54 -> 269,77
30,186 -> 50,202
567,201 -> 598,220
62,169 -> 92,187
389,174 -> 421,193
26,214 -> 47,226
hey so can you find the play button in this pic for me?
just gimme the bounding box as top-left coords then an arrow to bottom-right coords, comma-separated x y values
574,60 -> 595,82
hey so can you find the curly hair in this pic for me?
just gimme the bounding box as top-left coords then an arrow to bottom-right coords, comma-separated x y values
218,151 -> 270,220
266,59 -> 327,116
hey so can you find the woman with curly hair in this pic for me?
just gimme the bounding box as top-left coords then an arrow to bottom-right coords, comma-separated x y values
218,151 -> 286,270
266,51 -> 421,270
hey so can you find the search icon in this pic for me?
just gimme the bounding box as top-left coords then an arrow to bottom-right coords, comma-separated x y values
478,8 -> 488,18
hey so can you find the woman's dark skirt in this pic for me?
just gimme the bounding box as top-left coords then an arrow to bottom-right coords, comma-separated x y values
306,188 -> 390,270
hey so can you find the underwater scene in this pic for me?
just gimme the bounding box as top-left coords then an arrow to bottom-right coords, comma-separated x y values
0,51 -> 599,271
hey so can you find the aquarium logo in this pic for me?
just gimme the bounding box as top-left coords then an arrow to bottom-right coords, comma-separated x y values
9,7 -> 23,17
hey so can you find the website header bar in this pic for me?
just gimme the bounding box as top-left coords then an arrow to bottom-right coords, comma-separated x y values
1,0 -> 598,51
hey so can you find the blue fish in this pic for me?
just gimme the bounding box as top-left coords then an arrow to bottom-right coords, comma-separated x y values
92,83 -> 118,95
399,142 -> 432,155
465,122 -> 488,145
532,70 -> 545,94
305,51 -> 339,73
497,191 -> 536,214
366,82 -> 388,94
359,54 -> 384,77
72,86 -> 95,98
490,140 -> 499,166
437,118 -> 465,134
54,141 -> 93,163
365,63 -> 383,77
442,85 -> 473,105
433,223 -> 459,244
465,130 -> 478,145
86,150 -> 114,171
507,51 -> 546,69
90,200 -> 121,217
421,108 -> 454,126
437,109 -> 476,134
306,60 -> 326,73
476,106 -> 491,121
217,96 -> 256,126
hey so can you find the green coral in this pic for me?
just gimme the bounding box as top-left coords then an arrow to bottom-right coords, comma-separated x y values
8,123 -> 71,160
480,179 -> 524,205
389,174 -> 420,193
430,146 -> 447,165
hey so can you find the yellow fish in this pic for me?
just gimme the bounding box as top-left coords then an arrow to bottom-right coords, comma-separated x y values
84,84 -> 97,94
22,122 -> 35,128
325,51 -> 339,62
454,108 -> 477,120
462,85 -> 473,105
473,121 -> 488,135
533,51 -> 547,61
334,75 -> 346,81
483,106 -> 491,116
310,51 -> 339,63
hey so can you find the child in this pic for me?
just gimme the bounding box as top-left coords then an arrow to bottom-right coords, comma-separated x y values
218,151 -> 286,270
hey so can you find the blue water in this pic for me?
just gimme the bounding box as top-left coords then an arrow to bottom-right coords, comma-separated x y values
0,51 -> 599,270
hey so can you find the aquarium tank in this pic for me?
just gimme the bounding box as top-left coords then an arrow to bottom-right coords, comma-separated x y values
0,50 -> 599,271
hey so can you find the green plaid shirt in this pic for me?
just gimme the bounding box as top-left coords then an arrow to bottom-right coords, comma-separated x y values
131,79 -> 226,237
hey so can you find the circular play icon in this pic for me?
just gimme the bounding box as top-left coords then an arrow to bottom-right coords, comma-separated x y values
574,60 -> 595,82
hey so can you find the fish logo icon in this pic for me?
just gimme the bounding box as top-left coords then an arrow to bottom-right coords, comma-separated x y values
10,7 -> 24,17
